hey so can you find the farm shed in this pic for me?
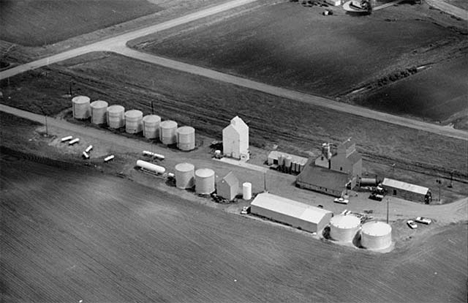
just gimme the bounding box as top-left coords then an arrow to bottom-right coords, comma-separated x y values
250,193 -> 332,233
222,116 -> 249,160
296,160 -> 352,197
381,178 -> 431,203
216,172 -> 239,201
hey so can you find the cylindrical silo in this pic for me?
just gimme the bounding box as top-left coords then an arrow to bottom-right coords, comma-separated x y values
90,100 -> 108,125
175,163 -> 195,189
160,120 -> 178,145
243,182 -> 252,200
125,110 -> 143,134
361,221 -> 392,250
142,115 -> 161,139
72,96 -> 91,120
330,215 -> 361,243
177,126 -> 195,151
195,168 -> 215,195
278,154 -> 284,166
107,105 -> 125,129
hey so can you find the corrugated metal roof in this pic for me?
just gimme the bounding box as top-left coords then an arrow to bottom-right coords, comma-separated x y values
251,193 -> 332,224
296,162 -> 350,192
382,178 -> 429,195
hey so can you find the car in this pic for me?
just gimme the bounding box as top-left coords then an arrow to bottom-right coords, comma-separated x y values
369,193 -> 384,201
241,206 -> 250,215
334,197 -> 349,204
415,217 -> 432,225
407,220 -> 418,229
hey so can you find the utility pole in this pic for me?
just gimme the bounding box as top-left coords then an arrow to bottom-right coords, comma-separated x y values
386,196 -> 389,224
263,171 -> 267,192
436,179 -> 442,202
391,163 -> 395,179
448,172 -> 453,188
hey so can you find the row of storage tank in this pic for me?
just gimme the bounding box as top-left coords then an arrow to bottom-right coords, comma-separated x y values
267,154 -> 306,174
329,215 -> 392,250
72,96 -> 195,151
174,162 -> 252,199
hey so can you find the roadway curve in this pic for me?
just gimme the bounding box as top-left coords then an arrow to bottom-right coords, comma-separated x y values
1,0 -> 467,142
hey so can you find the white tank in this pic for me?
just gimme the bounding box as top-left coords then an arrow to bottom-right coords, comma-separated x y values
195,168 -> 215,195
361,221 -> 392,250
177,126 -> 195,151
284,156 -> 292,168
142,115 -> 161,139
278,154 -> 284,166
125,110 -> 143,134
90,100 -> 108,125
330,215 -> 361,243
136,160 -> 166,174
175,163 -> 195,189
243,182 -> 252,200
107,105 -> 125,129
72,96 -> 91,120
160,120 -> 178,145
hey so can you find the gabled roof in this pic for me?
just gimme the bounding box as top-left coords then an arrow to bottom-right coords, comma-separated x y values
251,193 -> 332,224
218,171 -> 239,187
382,178 -> 429,195
297,161 -> 350,192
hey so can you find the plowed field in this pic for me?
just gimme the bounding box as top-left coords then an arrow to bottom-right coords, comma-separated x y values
1,151 -> 467,302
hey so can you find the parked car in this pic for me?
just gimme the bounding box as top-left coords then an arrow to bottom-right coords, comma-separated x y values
334,197 -> 349,204
415,217 -> 432,225
241,206 -> 250,215
407,220 -> 418,229
369,193 -> 384,201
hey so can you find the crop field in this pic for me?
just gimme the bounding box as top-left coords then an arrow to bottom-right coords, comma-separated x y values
0,0 -> 163,46
1,152 -> 467,302
132,1 -> 468,122
1,51 -> 467,187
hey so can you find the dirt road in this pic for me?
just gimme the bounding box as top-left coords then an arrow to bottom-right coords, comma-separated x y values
426,0 -> 468,20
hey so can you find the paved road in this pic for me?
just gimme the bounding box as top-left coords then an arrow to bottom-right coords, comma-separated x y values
116,47 -> 468,141
426,0 -> 468,20
1,0 -> 467,142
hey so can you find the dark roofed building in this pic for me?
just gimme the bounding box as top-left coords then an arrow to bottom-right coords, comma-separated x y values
296,159 -> 351,197
216,171 -> 239,201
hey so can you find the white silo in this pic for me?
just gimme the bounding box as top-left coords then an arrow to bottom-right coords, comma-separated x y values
160,120 -> 178,145
243,182 -> 252,200
361,221 -> 392,250
330,215 -> 361,243
177,126 -> 195,151
125,110 -> 143,134
195,168 -> 215,195
90,100 -> 108,125
107,105 -> 125,129
72,96 -> 91,120
175,163 -> 195,189
142,115 -> 161,139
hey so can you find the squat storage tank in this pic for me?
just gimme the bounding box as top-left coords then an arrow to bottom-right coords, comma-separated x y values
177,126 -> 195,151
160,120 -> 178,145
195,168 -> 215,195
72,96 -> 91,120
125,110 -> 143,134
330,215 -> 361,243
361,221 -> 392,250
90,100 -> 108,125
142,115 -> 161,139
107,105 -> 125,129
175,163 -> 195,189
243,182 -> 252,200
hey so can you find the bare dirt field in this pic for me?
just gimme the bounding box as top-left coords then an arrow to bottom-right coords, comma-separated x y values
1,149 -> 467,303
0,0 -> 162,46
131,1 -> 468,124
1,51 -> 467,190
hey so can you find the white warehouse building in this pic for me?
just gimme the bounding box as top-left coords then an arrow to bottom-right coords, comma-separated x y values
250,193 -> 333,233
222,116 -> 249,160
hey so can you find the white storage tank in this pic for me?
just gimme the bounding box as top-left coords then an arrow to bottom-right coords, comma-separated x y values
177,126 -> 195,151
361,221 -> 392,250
107,105 -> 125,129
90,100 -> 108,125
175,163 -> 195,189
136,160 -> 165,174
142,115 -> 161,139
125,110 -> 143,134
330,215 -> 361,243
160,120 -> 178,145
72,96 -> 91,120
195,168 -> 215,195
243,182 -> 252,200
